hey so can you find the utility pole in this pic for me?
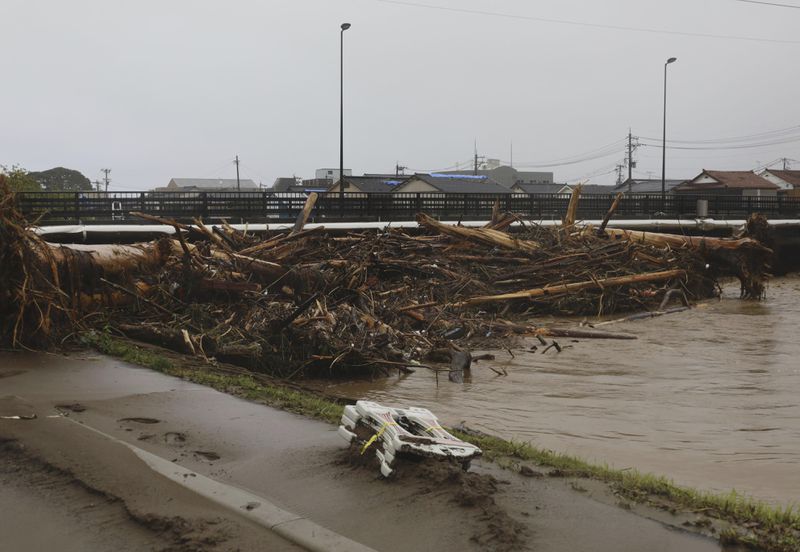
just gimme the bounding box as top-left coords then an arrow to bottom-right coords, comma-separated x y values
472,141 -> 485,175
615,164 -> 626,187
625,130 -> 639,192
627,130 -> 633,180
783,157 -> 789,170
93,180 -> 103,192
234,155 -> 240,191
101,168 -> 111,193
395,164 -> 407,176
510,141 -> 513,168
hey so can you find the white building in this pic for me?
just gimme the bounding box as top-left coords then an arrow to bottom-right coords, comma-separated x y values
315,168 -> 352,183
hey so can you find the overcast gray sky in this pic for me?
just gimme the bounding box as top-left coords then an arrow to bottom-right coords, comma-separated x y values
2,0 -> 799,190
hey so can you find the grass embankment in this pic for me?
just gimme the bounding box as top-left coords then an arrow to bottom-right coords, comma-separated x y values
84,330 -> 799,552
81,331 -> 343,424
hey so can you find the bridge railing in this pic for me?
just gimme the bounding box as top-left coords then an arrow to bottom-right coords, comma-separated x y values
13,191 -> 800,225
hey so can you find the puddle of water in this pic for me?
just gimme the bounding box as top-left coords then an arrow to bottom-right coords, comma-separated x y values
326,276 -> 800,507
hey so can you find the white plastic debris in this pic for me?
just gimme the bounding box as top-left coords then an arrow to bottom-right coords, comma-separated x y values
338,400 -> 482,477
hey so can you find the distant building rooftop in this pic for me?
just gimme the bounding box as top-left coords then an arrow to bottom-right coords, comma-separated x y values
395,173 -> 511,194
512,183 -> 569,194
574,184 -> 616,195
166,178 -> 258,191
334,175 -> 410,193
764,169 -> 800,188
676,170 -> 778,192
612,178 -> 685,194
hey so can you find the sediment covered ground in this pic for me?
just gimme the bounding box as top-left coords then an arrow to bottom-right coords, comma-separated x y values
0,351 -> 722,552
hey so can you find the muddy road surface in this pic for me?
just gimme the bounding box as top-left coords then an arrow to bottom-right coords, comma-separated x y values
0,352 -> 722,551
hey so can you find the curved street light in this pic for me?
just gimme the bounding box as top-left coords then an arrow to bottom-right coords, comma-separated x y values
661,57 -> 677,212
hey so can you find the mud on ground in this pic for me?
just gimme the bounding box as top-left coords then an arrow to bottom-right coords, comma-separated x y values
339,442 -> 527,552
0,438 -> 260,552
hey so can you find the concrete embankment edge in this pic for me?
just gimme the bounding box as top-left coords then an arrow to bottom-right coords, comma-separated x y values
63,417 -> 377,552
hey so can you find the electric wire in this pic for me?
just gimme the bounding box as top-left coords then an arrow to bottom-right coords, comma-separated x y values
639,124 -> 800,145
735,0 -> 800,9
639,134 -> 800,150
376,0 -> 800,45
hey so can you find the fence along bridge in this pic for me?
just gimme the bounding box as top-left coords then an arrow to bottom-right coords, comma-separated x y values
15,191 -> 800,226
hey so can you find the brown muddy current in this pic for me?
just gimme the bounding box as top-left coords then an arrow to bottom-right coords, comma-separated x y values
328,276 -> 800,507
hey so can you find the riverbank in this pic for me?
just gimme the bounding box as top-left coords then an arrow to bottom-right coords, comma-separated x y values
322,276 -> 800,508
20,335 -> 800,551
1,349 -> 733,552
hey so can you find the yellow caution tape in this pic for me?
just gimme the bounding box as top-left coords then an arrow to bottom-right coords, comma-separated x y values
360,421 -> 398,455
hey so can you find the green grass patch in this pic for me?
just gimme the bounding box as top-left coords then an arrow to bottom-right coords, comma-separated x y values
84,330 -> 798,551
81,330 -> 174,372
81,330 -> 344,424
451,430 -> 800,551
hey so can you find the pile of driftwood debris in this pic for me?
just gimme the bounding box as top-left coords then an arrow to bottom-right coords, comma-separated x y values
0,178 -> 772,378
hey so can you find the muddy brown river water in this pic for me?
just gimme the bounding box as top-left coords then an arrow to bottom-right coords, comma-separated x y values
327,276 -> 800,507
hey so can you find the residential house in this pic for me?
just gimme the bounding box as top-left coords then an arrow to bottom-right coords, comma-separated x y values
272,176 -> 330,194
511,182 -> 571,195
612,178 -> 685,195
391,173 -> 512,194
577,184 -> 617,195
438,164 -> 552,189
271,177 -> 300,191
512,182 -> 614,196
759,169 -> 800,196
161,178 -> 258,192
328,175 -> 410,193
674,170 -> 779,197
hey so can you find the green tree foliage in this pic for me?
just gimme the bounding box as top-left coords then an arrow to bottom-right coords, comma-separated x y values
28,167 -> 92,192
0,165 -> 42,192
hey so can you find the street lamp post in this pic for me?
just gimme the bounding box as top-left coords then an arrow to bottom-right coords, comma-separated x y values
661,57 -> 677,213
339,22 -> 351,218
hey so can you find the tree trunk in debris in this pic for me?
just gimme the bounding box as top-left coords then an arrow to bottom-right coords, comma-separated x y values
597,192 -> 624,235
455,269 -> 686,307
418,213 -> 539,253
563,184 -> 583,226
601,227 -> 771,253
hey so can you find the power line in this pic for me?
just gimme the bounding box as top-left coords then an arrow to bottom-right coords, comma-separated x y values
239,162 -> 272,187
407,159 -> 475,173
198,159 -> 240,179
735,0 -> 800,8
375,0 -> 800,45
639,123 -> 800,144
512,138 -> 626,168
563,162 -> 620,183
640,133 -> 800,150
